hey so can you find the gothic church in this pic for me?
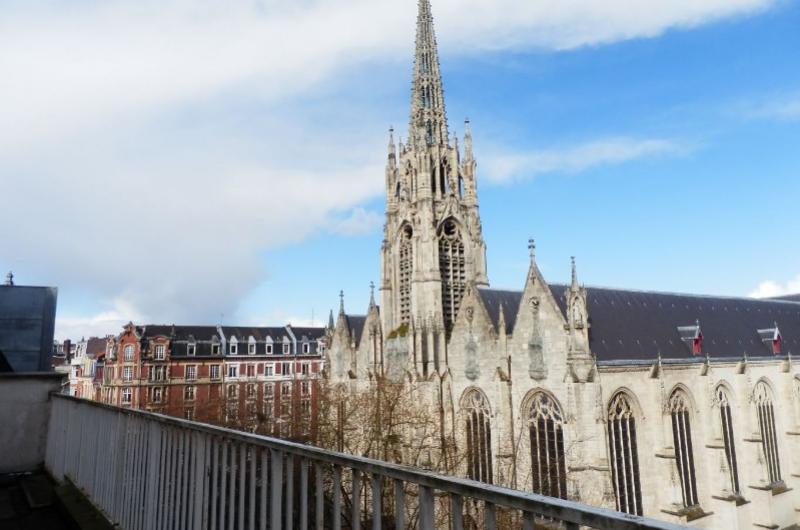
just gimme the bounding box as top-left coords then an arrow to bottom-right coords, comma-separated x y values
328,2 -> 800,528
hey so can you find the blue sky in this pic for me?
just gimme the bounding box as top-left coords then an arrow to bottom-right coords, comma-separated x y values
1,0 -> 798,338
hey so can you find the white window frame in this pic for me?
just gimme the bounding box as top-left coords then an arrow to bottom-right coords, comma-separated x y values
301,363 -> 309,376
185,365 -> 197,381
265,364 -> 274,377
211,343 -> 220,355
210,365 -> 221,380
123,344 -> 134,361
266,343 -> 273,354
227,364 -> 239,378
122,387 -> 132,403
154,344 -> 166,360
187,342 -> 196,356
152,386 -> 163,403
248,342 -> 256,355
123,366 -> 133,381
230,341 -> 238,355
283,342 -> 290,355
302,342 -> 310,354
184,385 -> 196,401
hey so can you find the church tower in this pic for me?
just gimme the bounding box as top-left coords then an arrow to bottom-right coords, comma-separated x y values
381,0 -> 488,347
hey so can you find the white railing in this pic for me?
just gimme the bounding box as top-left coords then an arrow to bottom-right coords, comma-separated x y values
45,394 -> 688,530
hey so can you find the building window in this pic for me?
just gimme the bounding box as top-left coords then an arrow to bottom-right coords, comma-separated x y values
246,384 -> 256,399
184,385 -> 195,401
185,365 -> 197,381
248,343 -> 256,355
123,344 -> 134,361
122,387 -> 132,403
754,381 -> 782,485
187,342 -> 196,356
212,343 -> 220,355
265,364 -> 274,377
529,392 -> 567,499
281,382 -> 292,398
283,342 -> 290,355
264,383 -> 274,399
210,365 -> 221,380
230,342 -> 238,355
607,392 -> 643,515
439,219 -> 466,330
399,224 -> 413,324
302,342 -> 310,354
150,366 -> 165,382
301,363 -> 309,376
669,389 -> 699,507
151,387 -> 163,403
281,363 -> 290,376
715,386 -> 741,495
246,364 -> 255,377
227,384 -> 238,399
123,366 -> 133,381
154,344 -> 166,360
266,343 -> 273,354
184,408 -> 194,421
318,341 -> 326,354
301,381 -> 310,395
463,389 -> 493,484
301,398 -> 311,417
227,364 -> 238,378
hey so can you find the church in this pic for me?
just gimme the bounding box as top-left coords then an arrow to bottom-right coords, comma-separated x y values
327,2 -> 800,528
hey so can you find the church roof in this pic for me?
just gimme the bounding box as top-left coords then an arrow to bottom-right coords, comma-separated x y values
547,284 -> 800,362
344,314 -> 367,348
771,294 -> 800,302
477,288 -> 522,336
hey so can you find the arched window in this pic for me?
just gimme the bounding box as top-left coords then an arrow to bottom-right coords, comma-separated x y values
398,225 -> 413,324
669,389 -> 699,507
715,385 -> 740,495
754,381 -> 782,485
439,219 -> 465,330
607,393 -> 642,515
463,390 -> 493,483
529,392 -> 567,499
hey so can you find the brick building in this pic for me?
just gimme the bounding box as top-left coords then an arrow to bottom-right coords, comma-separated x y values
94,322 -> 327,441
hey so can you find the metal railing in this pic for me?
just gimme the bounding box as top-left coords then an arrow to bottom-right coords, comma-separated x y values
45,394 -> 687,530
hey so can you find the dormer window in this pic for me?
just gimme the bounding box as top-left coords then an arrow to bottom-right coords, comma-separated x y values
678,321 -> 703,356
123,344 -> 134,361
283,340 -> 291,355
266,343 -> 273,355
154,344 -> 166,360
302,342 -> 310,354
248,340 -> 256,355
187,342 -> 196,356
758,324 -> 782,355
211,343 -> 220,355
230,340 -> 238,355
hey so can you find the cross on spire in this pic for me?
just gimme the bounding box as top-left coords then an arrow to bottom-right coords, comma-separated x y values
369,281 -> 376,307
528,238 -> 535,263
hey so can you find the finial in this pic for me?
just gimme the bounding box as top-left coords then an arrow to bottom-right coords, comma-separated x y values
528,238 -> 535,263
328,309 -> 334,329
369,281 -> 376,307
570,256 -> 577,286
3,271 -> 13,286
339,290 -> 345,315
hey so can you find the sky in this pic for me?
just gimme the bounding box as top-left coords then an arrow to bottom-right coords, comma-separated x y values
1,0 -> 798,340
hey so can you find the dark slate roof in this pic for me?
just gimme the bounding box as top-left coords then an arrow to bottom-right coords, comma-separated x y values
344,315 -> 367,347
142,325 -> 219,341
772,294 -> 800,302
85,337 -> 107,357
289,326 -> 327,341
477,289 -> 522,335
547,283 -> 800,362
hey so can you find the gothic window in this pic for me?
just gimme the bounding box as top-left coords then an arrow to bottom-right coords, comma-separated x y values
715,385 -> 740,495
607,393 -> 642,515
528,392 -> 567,499
426,120 -> 433,145
753,381 -> 782,485
439,219 -> 466,330
399,224 -> 413,324
669,389 -> 699,507
463,390 -> 493,483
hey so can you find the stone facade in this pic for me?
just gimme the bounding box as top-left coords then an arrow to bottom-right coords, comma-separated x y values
327,1 -> 800,528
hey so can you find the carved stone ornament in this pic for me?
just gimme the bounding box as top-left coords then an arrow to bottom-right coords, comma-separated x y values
465,306 -> 474,324
465,338 -> 479,381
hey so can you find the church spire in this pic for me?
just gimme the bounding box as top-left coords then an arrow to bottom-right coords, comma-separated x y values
409,0 -> 448,148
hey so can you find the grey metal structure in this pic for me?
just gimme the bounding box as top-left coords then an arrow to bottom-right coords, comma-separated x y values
46,394 -> 689,530
0,282 -> 58,372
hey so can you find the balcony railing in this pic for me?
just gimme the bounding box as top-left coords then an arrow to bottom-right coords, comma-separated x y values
45,394 -> 687,530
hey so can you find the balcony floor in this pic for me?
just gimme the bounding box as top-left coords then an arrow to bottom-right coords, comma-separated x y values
0,471 -> 72,530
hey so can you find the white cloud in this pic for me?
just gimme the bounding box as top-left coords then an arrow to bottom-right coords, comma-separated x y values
740,92 -> 800,121
0,0 -> 779,337
482,137 -> 683,183
749,274 -> 800,298
328,208 -> 383,236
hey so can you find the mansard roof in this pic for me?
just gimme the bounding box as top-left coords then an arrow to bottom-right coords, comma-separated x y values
85,337 -> 107,357
477,288 -> 522,335
547,283 -> 800,361
772,294 -> 800,302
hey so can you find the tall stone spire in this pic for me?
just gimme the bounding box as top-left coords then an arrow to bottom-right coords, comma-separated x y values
409,0 -> 448,148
